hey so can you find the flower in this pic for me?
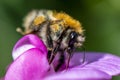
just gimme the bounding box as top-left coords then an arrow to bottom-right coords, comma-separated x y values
4,34 -> 120,80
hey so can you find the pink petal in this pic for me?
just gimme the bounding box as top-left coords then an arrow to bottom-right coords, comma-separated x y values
5,48 -> 49,80
44,68 -> 111,80
12,34 -> 47,60
0,77 -> 4,80
70,52 -> 120,76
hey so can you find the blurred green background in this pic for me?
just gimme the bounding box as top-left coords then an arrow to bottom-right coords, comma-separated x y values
0,0 -> 120,79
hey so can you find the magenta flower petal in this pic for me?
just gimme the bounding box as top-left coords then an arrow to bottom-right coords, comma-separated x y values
12,34 -> 47,60
44,68 -> 111,80
5,33 -> 120,79
70,52 -> 120,76
5,48 -> 49,80
0,77 -> 4,80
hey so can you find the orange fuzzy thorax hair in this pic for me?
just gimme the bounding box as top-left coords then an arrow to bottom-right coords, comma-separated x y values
53,12 -> 83,33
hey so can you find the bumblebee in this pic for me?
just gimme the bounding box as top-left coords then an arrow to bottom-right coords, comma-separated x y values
17,10 -> 85,71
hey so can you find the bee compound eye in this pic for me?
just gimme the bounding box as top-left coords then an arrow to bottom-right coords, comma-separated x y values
68,31 -> 78,46
70,31 -> 77,39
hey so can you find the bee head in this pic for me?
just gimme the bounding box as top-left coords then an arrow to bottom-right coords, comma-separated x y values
68,31 -> 85,48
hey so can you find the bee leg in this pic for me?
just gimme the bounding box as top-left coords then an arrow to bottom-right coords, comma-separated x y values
16,27 -> 25,35
46,21 -> 53,61
55,50 -> 64,71
49,28 -> 69,64
46,34 -> 53,60
66,47 -> 74,69
48,33 -> 65,64
81,46 -> 86,63
49,43 -> 60,64
66,53 -> 72,69
47,50 -> 52,60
